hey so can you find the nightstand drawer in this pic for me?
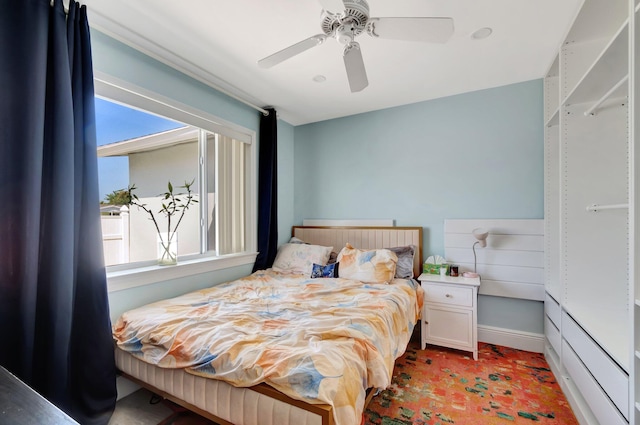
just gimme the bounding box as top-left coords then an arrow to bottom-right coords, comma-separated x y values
423,284 -> 473,307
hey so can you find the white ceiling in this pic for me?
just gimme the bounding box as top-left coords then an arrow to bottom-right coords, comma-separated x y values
83,0 -> 583,126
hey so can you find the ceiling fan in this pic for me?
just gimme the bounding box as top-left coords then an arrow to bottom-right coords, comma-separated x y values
257,0 -> 454,93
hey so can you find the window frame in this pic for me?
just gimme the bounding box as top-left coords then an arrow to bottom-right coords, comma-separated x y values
95,72 -> 258,293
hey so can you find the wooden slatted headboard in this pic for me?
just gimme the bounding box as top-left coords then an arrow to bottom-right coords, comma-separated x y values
292,226 -> 423,278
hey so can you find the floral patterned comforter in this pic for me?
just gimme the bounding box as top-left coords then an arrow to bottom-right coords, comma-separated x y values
113,269 -> 423,425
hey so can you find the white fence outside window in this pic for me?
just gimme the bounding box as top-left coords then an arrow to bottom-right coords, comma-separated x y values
101,206 -> 130,266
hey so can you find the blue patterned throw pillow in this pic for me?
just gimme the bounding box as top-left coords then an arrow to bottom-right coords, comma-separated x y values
310,262 -> 339,278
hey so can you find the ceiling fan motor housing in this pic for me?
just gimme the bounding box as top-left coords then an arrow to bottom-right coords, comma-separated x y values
321,0 -> 370,39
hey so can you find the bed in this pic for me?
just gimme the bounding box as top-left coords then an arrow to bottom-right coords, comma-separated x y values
113,226 -> 423,425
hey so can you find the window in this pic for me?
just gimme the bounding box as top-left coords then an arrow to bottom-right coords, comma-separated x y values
95,77 -> 256,287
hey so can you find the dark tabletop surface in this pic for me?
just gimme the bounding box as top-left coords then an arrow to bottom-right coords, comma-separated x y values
0,366 -> 79,425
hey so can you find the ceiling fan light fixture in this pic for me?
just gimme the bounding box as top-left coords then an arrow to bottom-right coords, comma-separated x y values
257,0 -> 455,92
471,27 -> 492,40
336,24 -> 356,45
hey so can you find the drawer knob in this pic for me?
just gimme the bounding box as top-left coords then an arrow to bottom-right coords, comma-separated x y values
446,294 -> 453,298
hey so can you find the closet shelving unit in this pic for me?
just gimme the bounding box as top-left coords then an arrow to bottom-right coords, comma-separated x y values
544,0 -> 635,424
544,50 -> 563,375
633,1 -> 640,424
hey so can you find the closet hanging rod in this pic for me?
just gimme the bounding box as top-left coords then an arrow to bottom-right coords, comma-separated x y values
585,203 -> 628,212
583,75 -> 628,116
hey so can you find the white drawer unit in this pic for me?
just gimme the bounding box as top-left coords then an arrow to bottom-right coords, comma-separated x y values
544,316 -> 561,355
562,340 -> 627,425
418,273 -> 480,360
544,293 -> 561,329
561,311 -> 629,420
544,292 -> 561,363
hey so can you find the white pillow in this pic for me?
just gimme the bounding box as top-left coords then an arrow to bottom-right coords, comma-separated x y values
272,243 -> 333,275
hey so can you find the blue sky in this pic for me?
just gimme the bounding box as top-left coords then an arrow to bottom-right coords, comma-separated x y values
96,97 -> 182,201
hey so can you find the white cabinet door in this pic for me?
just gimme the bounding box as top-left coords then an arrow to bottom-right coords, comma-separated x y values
423,304 -> 473,351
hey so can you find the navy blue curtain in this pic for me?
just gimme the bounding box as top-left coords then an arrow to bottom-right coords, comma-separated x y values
253,108 -> 279,271
0,0 -> 117,423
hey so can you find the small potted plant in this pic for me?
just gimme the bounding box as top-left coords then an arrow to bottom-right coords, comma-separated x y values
126,180 -> 197,265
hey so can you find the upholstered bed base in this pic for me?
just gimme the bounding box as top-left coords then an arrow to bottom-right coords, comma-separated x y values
115,348 -> 332,425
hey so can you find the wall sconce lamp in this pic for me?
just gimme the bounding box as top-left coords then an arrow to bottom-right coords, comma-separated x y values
463,227 -> 489,278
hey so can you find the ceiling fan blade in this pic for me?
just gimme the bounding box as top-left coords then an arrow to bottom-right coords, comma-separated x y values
317,0 -> 344,12
343,42 -> 368,93
258,34 -> 327,68
368,17 -> 454,43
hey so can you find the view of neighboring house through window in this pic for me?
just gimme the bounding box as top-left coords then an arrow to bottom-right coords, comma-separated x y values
96,97 -> 249,267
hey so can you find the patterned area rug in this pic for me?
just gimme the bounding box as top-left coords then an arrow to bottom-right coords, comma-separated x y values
364,342 -> 578,424
148,341 -> 577,425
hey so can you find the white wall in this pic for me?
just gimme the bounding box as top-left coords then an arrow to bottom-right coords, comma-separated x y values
128,142 -> 203,261
129,141 -> 200,195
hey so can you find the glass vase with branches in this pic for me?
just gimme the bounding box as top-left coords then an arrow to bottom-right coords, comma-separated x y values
126,180 -> 198,265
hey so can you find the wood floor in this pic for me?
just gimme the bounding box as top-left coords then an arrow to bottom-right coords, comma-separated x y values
109,388 -> 174,425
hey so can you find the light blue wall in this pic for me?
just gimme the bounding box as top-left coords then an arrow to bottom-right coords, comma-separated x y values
277,120 -> 295,246
92,30 -> 295,317
91,31 -> 257,131
93,28 -> 544,335
293,80 -> 544,334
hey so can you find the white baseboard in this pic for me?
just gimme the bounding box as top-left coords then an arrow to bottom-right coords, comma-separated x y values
478,325 -> 545,353
116,375 -> 141,401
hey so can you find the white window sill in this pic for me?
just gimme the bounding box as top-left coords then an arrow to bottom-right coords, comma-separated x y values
107,252 -> 258,293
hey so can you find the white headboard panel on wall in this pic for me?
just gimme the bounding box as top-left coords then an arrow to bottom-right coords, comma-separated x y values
444,219 -> 544,301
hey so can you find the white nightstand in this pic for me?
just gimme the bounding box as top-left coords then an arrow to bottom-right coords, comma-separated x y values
418,273 -> 481,360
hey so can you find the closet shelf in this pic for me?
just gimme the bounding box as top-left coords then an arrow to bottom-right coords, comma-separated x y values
563,305 -> 629,372
546,109 -> 560,127
546,55 -> 559,78
585,203 -> 628,212
583,75 -> 628,116
565,0 -> 628,46
564,19 -> 629,106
